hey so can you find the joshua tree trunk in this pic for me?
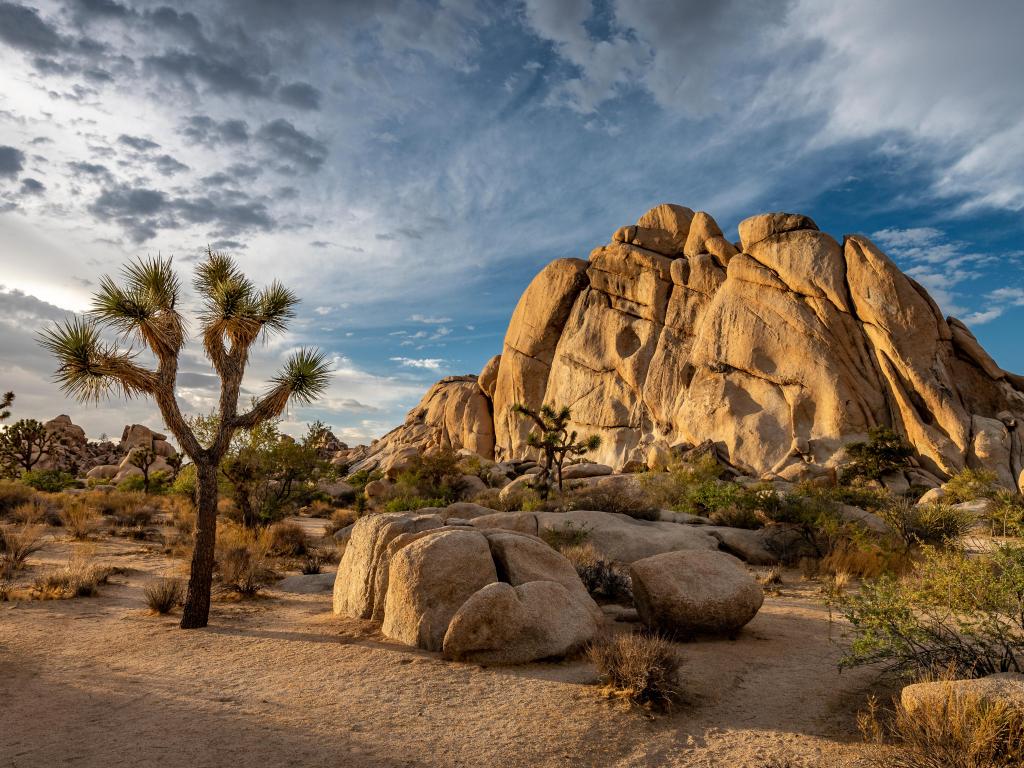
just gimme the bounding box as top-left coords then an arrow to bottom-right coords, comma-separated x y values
181,461 -> 219,629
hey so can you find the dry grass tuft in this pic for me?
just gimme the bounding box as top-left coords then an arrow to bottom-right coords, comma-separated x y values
215,523 -> 276,597
32,554 -> 113,599
144,577 -> 184,614
562,542 -> 632,602
59,500 -> 100,539
324,507 -> 357,537
858,686 -> 1024,768
588,633 -> 683,710
0,522 -> 44,577
0,481 -> 36,517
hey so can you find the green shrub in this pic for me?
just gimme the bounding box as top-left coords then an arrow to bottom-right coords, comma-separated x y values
840,545 -> 1024,678
588,633 -> 682,710
539,521 -> 590,550
640,455 -> 722,511
383,495 -> 447,513
170,464 -> 196,497
945,468 -> 1000,504
841,427 -> 913,482
758,491 -> 849,558
391,449 -> 466,505
20,469 -> 74,492
878,498 -> 974,552
118,471 -> 171,494
987,490 -> 1024,537
709,504 -> 763,529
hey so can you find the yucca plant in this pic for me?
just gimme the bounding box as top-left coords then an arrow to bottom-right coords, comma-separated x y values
511,403 -> 600,497
39,251 -> 330,628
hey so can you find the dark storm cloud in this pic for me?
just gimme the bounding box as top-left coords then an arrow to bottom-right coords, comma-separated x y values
200,162 -> 260,186
256,119 -> 327,173
176,371 -> 220,390
88,182 -> 275,243
278,81 -> 322,110
144,50 -> 270,98
117,134 -> 159,152
19,178 -> 45,195
68,160 -> 110,179
0,2 -> 63,54
179,115 -> 250,147
0,146 -> 26,178
71,0 -> 130,20
153,154 -> 188,176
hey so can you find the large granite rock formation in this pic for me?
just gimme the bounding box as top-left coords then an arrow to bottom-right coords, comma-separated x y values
359,204 -> 1024,490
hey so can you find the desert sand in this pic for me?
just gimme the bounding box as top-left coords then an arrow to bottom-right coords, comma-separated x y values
1,524 -> 884,768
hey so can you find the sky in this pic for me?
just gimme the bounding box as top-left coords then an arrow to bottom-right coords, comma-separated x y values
1,0 -> 1023,444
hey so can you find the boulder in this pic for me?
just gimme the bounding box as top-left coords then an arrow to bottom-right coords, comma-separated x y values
484,531 -> 600,618
900,673 -> 1024,714
443,501 -> 497,520
561,462 -> 613,480
477,354 -> 501,399
469,511 -> 539,536
916,487 -> 947,505
737,212 -> 818,251
86,464 -> 118,480
704,526 -> 779,565
630,549 -> 764,637
442,581 -> 599,665
458,474 -> 488,498
381,529 -> 498,651
318,480 -> 356,503
498,474 -> 536,503
535,510 -> 719,563
276,572 -> 335,594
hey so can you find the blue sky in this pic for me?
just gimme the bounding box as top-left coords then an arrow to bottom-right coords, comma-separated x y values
1,0 -> 1023,442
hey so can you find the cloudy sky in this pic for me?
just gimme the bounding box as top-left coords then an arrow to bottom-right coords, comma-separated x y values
1,0 -> 1023,443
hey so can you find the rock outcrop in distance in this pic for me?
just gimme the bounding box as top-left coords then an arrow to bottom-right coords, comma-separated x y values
354,205 -> 1024,491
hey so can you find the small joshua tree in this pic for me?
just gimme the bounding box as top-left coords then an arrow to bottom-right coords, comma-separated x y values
511,403 -> 600,497
0,418 -> 58,477
0,391 -> 13,421
40,252 -> 330,628
128,445 -> 158,493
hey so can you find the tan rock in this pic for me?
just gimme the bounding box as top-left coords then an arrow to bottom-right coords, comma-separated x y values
737,212 -> 818,251
683,211 -> 724,258
630,549 -> 763,636
901,673 -> 1024,715
636,203 -> 695,252
442,580 -> 599,665
381,529 -> 498,651
477,354 -> 501,399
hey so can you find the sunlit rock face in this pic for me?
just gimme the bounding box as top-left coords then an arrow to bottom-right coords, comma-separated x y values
365,204 -> 1024,490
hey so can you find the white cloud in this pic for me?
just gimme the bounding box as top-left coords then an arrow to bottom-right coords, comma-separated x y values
409,314 -> 453,324
390,356 -> 446,371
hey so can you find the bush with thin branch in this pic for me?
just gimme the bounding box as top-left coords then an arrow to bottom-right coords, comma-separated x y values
878,498 -> 974,553
562,542 -> 632,602
840,545 -> 1024,678
215,523 -> 275,596
588,633 -> 683,710
944,468 -> 1000,504
511,403 -> 600,497
858,686 -> 1024,768
144,577 -> 184,614
39,251 -> 330,628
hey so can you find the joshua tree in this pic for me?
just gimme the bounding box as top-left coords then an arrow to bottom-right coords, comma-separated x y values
0,418 -> 58,477
0,391 -> 13,421
128,445 -> 158,493
511,403 -> 600,497
40,252 -> 330,628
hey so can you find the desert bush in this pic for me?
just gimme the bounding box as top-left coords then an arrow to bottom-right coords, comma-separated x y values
540,521 -> 590,550
300,553 -> 323,574
858,686 -> 1024,768
841,427 -> 913,482
10,499 -> 49,525
0,480 -> 35,516
118,471 -> 172,495
215,523 -> 275,596
382,495 -> 447,513
166,496 -> 196,534
562,542 -> 632,602
32,556 -> 112,599
878,498 -> 973,552
987,490 -> 1024,537
944,468 -> 1000,504
641,455 -> 725,511
266,520 -> 308,557
83,490 -> 146,519
324,507 -> 357,536
390,449 -> 466,506
20,469 -> 74,492
564,483 -> 659,521
709,504 -> 763,529
0,522 -> 44,576
759,491 -> 850,559
305,499 -> 335,518
820,538 -> 912,580
170,463 -> 196,498
59,500 -> 100,539
840,545 -> 1024,678
588,633 -> 683,710
144,577 -> 184,614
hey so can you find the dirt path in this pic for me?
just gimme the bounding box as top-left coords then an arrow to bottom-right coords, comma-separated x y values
0,536 -> 882,768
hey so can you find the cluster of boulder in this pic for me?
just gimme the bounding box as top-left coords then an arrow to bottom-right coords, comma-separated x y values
348,204 -> 1024,494
30,415 -> 180,485
332,506 -> 764,664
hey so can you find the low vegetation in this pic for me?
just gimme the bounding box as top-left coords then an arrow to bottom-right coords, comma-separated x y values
144,577 -> 184,614
214,523 -> 276,597
32,555 -> 113,599
561,542 -> 632,602
511,403 -> 601,497
0,521 -> 44,577
588,633 -> 683,710
840,545 -> 1024,678
858,687 -> 1024,768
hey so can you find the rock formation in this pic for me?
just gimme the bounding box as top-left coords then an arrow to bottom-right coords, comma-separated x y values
359,204 -> 1024,490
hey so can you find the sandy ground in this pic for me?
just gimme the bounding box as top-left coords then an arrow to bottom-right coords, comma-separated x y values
0,522 -> 886,768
